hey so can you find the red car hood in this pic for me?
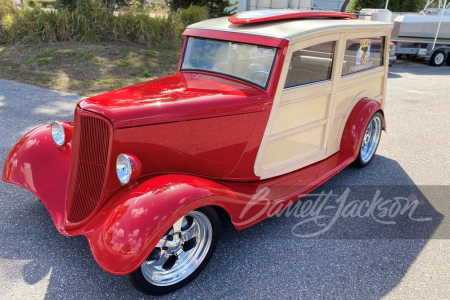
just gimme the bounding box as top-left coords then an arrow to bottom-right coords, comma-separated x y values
79,72 -> 267,128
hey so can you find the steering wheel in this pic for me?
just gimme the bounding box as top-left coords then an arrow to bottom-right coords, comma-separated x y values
250,71 -> 269,84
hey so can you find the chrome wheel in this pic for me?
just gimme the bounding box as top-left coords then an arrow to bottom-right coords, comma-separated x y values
360,115 -> 382,163
141,211 -> 212,286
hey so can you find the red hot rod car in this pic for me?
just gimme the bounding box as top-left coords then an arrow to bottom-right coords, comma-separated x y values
2,10 -> 393,295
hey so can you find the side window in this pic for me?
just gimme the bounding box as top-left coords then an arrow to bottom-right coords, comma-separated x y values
284,41 -> 336,89
342,37 -> 384,76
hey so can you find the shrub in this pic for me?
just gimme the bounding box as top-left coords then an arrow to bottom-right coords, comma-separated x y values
0,0 -> 209,45
166,0 -> 237,18
348,0 -> 428,12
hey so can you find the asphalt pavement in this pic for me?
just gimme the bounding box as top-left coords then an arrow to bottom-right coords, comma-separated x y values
0,59 -> 449,299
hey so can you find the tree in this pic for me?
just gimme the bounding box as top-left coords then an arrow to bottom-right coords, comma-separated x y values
348,0 -> 428,12
340,0 -> 350,12
166,0 -> 238,18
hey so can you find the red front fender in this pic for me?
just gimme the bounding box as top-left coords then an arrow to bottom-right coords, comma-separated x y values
83,174 -> 237,275
2,123 -> 72,232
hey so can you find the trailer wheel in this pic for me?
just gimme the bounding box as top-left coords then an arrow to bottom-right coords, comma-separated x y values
430,50 -> 446,66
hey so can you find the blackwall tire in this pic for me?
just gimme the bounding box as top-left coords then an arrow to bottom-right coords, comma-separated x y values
126,206 -> 220,295
430,50 -> 446,66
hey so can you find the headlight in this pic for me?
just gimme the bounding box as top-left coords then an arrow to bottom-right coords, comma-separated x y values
116,153 -> 142,186
116,154 -> 132,185
51,121 -> 65,146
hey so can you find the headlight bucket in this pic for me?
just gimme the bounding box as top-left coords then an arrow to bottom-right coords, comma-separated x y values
51,121 -> 72,146
116,153 -> 142,186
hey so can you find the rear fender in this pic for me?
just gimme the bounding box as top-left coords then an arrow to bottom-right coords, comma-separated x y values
340,98 -> 385,158
85,174 -> 237,275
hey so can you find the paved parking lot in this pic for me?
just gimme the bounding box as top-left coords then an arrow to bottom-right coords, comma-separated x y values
0,60 -> 449,299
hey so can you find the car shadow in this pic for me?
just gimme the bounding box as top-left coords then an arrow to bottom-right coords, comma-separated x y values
387,72 -> 402,79
0,80 -> 446,299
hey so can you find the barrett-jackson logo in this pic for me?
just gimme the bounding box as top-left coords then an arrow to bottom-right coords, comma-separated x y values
234,187 -> 433,238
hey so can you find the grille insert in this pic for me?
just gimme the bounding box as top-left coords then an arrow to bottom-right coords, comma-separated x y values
66,113 -> 111,223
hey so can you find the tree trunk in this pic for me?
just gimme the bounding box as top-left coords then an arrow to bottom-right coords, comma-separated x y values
340,0 -> 351,12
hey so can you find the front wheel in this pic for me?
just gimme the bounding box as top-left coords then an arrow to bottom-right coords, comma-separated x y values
126,206 -> 220,295
355,112 -> 384,168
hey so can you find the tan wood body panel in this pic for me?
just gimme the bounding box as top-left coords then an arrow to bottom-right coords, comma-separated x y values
254,27 -> 392,179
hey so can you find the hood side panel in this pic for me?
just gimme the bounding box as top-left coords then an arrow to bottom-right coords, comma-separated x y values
105,112 -> 260,193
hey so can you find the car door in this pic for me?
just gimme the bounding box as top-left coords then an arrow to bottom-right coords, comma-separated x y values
254,33 -> 345,179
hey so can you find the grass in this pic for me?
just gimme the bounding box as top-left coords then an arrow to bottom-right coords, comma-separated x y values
0,42 -> 181,96
0,0 -> 208,46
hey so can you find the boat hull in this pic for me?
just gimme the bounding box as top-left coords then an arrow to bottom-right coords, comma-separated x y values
392,14 -> 450,40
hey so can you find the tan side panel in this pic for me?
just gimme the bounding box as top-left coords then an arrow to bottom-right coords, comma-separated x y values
336,76 -> 383,113
328,114 -> 345,145
271,94 -> 329,135
261,125 -> 325,168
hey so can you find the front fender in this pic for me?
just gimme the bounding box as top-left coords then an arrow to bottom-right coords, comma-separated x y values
84,174 -> 237,275
340,98 -> 385,158
2,123 -> 72,232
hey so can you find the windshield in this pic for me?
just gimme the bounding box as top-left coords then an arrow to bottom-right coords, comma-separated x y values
181,37 -> 277,89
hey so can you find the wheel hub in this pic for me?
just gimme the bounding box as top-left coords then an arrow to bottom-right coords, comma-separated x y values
360,116 -> 382,163
140,211 -> 213,286
435,53 -> 445,64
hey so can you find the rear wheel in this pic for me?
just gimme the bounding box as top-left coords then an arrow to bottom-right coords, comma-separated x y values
355,112 -> 383,168
430,50 -> 446,66
126,206 -> 220,295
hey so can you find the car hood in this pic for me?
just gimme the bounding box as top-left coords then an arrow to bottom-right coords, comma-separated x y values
79,72 -> 267,129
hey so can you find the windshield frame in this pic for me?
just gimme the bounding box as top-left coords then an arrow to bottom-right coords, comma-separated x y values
180,36 -> 278,90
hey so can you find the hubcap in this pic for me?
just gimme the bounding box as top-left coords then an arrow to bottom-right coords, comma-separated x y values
141,210 -> 212,286
360,116 -> 382,163
435,53 -> 445,65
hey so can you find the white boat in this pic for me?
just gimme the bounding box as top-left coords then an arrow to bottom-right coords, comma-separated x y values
392,0 -> 450,41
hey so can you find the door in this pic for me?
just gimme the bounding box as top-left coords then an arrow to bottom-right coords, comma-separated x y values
254,33 -> 344,179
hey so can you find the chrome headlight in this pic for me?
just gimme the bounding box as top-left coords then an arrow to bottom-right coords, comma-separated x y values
51,121 -> 65,146
116,153 -> 142,186
116,154 -> 132,185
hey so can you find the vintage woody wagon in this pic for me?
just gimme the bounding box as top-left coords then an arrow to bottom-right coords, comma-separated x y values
2,11 -> 393,295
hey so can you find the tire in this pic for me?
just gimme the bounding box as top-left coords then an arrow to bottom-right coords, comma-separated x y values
429,50 -> 446,66
126,206 -> 220,295
355,112 -> 384,168
447,53 -> 450,66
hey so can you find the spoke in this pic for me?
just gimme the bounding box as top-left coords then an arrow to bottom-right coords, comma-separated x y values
150,252 -> 170,268
155,238 -> 168,248
173,217 -> 184,233
182,220 -> 199,242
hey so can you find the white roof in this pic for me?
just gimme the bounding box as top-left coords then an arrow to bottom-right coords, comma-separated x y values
188,17 -> 393,40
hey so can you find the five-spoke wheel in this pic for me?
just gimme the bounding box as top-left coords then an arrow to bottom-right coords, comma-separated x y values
355,111 -> 384,168
126,206 -> 220,295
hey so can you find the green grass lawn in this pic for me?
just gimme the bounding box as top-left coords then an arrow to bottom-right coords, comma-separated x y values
0,42 -> 181,96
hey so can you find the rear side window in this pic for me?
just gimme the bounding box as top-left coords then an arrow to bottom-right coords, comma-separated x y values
342,37 -> 384,76
284,41 -> 336,88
